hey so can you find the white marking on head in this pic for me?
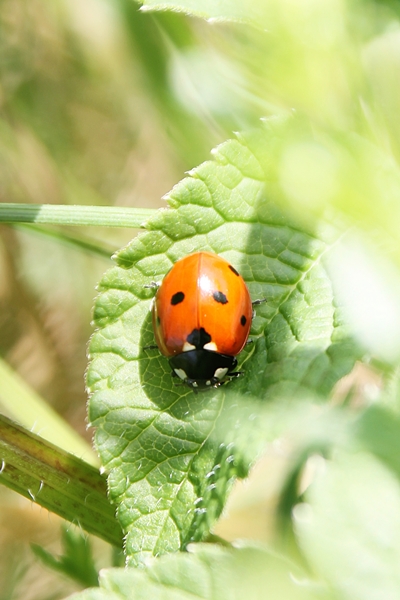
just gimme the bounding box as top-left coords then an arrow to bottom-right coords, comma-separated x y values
214,367 -> 229,381
174,368 -> 187,381
182,342 -> 196,352
192,381 -> 198,388
206,380 -> 211,386
203,341 -> 218,352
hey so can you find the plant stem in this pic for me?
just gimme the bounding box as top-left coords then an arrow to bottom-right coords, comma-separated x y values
0,203 -> 157,228
15,224 -> 115,260
0,359 -> 98,466
0,414 -> 123,548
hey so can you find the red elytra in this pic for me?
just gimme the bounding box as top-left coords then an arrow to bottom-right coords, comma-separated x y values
151,251 -> 253,389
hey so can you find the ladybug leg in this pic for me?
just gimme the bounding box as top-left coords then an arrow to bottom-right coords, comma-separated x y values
172,379 -> 184,386
229,371 -> 243,379
144,281 -> 161,296
169,366 -> 198,392
251,298 -> 266,319
245,339 -> 254,346
218,369 -> 243,386
143,344 -> 159,350
215,371 -> 243,387
252,298 -> 266,306
144,281 -> 160,289
171,373 -> 191,390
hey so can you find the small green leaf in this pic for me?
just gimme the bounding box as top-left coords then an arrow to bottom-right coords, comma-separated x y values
67,544 -> 325,600
87,120 -> 360,565
32,526 -> 99,588
294,452 -> 400,599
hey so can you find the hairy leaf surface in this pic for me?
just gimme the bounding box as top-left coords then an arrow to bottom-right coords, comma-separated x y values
87,119 -> 359,565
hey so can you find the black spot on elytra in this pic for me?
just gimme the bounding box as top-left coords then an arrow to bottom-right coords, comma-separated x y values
213,291 -> 228,304
240,315 -> 247,326
171,291 -> 185,305
187,327 -> 212,349
229,264 -> 239,276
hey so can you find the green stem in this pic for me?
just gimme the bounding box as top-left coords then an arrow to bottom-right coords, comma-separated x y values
0,358 -> 98,466
15,224 -> 115,260
0,414 -> 123,548
0,203 -> 157,228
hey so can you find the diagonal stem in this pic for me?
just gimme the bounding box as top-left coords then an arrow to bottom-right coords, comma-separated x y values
0,414 -> 123,548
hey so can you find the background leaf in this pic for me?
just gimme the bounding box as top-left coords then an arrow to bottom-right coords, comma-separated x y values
68,543 -> 324,600
31,526 -> 99,588
294,452 -> 400,600
138,0 -> 268,28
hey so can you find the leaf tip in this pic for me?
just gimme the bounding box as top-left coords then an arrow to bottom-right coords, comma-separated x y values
186,167 -> 197,176
139,4 -> 152,13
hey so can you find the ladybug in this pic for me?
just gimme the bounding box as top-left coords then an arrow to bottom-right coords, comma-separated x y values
151,251 -> 254,389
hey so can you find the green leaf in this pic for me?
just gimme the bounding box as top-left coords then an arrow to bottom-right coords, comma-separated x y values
294,452 -> 400,599
32,525 -> 99,588
87,119 -> 360,565
351,404 -> 400,482
138,0 -> 267,28
67,543 -> 325,600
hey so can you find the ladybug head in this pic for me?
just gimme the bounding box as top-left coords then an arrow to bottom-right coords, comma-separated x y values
169,349 -> 238,390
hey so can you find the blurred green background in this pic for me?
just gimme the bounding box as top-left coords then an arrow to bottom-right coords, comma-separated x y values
2,0 -> 400,596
